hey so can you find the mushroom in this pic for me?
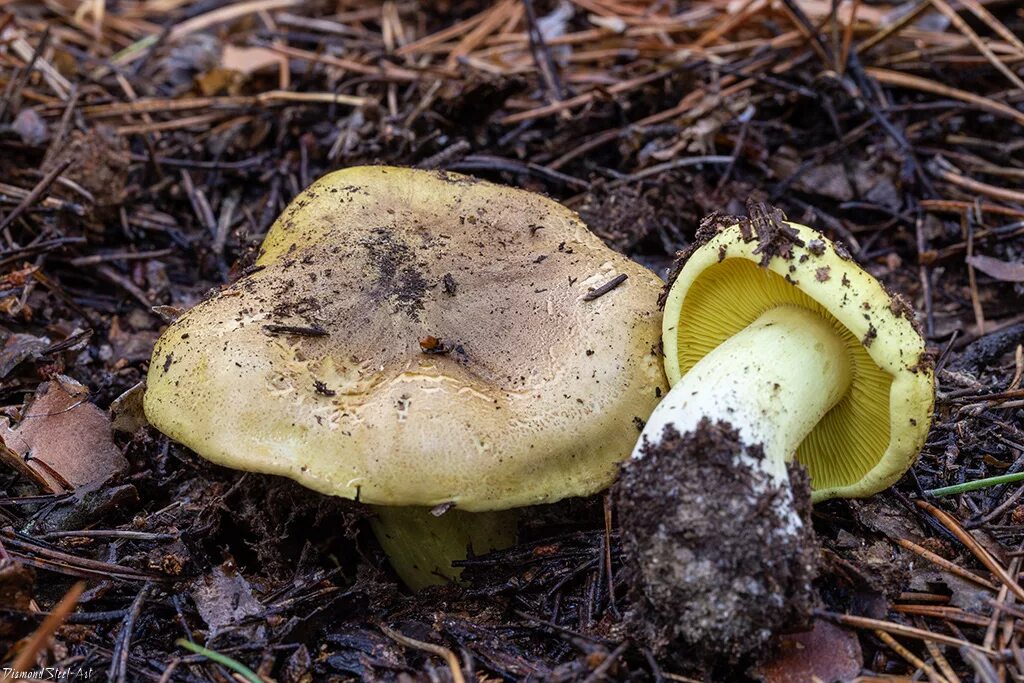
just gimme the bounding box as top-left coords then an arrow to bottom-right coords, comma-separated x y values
144,166 -> 666,590
616,207 -> 934,659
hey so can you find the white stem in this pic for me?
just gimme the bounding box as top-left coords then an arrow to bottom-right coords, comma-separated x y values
634,305 -> 852,483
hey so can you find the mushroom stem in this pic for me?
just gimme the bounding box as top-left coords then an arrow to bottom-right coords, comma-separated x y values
369,506 -> 518,591
619,304 -> 848,657
635,304 -> 852,482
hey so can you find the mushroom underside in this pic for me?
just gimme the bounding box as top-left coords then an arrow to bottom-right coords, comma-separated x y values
673,257 -> 894,490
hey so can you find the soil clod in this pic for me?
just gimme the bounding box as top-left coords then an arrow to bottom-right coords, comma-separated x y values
616,420 -> 818,664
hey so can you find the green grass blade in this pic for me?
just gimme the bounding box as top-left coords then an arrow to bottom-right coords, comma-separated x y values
175,639 -> 263,683
926,471 -> 1024,497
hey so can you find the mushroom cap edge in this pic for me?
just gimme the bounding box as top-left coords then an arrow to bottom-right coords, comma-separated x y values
662,221 -> 934,501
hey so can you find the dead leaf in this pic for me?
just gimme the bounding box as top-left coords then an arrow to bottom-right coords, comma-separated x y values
798,163 -> 854,201
151,305 -> 183,323
0,332 -> 50,381
754,619 -> 862,683
0,375 -> 126,491
29,481 -> 140,535
849,540 -> 911,598
108,316 -> 160,364
850,496 -> 925,543
967,254 -> 1024,282
222,44 -> 284,74
158,34 -> 221,95
191,564 -> 264,633
767,148 -> 854,201
909,570 -> 991,613
110,381 -> 148,434
281,644 -> 313,683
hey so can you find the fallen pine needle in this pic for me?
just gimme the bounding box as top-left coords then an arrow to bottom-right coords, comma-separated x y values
867,67 -> 1024,127
874,630 -> 951,683
815,610 -> 997,656
12,581 -> 85,670
379,624 -> 466,683
896,537 -> 999,590
662,672 -> 702,682
175,639 -> 263,683
930,167 -> 1024,206
924,638 -> 962,683
916,499 -> 1024,603
925,0 -> 1024,92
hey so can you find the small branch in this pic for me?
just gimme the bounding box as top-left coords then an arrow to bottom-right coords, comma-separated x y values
584,274 -> 628,301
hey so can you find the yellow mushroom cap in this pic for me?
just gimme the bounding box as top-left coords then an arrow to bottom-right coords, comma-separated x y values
144,166 -> 667,512
662,217 -> 934,501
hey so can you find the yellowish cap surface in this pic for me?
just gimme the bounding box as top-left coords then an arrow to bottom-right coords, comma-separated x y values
144,167 -> 666,511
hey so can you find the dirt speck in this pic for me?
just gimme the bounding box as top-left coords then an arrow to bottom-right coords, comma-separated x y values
863,324 -> 877,347
442,273 -> 457,296
747,201 -> 805,266
887,290 -> 924,336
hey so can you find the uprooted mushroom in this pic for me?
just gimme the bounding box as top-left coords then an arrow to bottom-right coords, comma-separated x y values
616,206 -> 935,660
144,166 -> 667,590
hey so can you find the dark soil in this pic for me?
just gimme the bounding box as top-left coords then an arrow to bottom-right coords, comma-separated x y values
1,1 -> 1024,681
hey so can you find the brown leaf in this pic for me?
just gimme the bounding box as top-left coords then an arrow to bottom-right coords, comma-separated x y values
910,569 -> 991,612
191,564 -> 264,631
222,44 -> 284,74
110,381 -> 148,434
850,495 -> 924,543
754,619 -> 862,683
108,316 -> 160,364
0,332 -> 50,381
195,67 -> 243,96
967,254 -> 1024,282
0,375 -> 126,492
767,148 -> 854,201
151,305 -> 184,323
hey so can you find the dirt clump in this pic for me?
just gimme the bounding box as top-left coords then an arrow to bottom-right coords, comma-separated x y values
43,126 -> 131,210
615,419 -> 818,665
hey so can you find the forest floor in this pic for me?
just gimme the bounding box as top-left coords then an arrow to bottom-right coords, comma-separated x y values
2,1 -> 1024,681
